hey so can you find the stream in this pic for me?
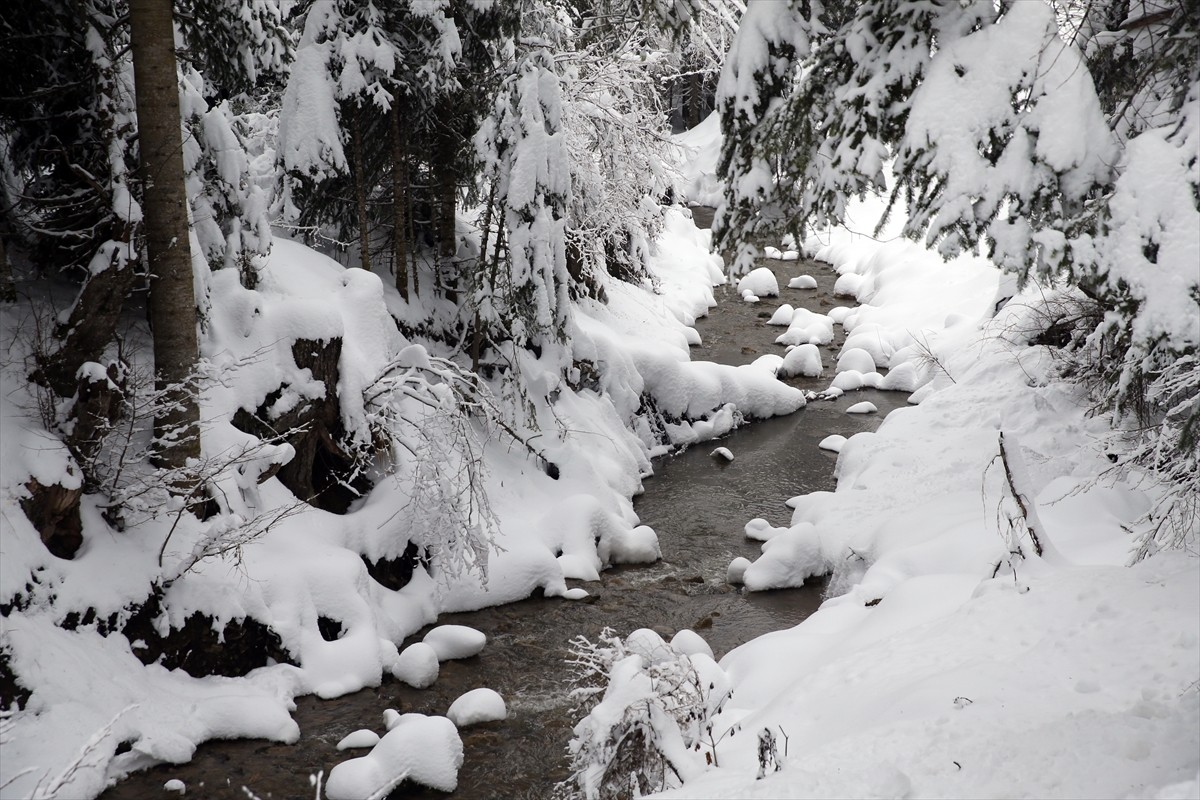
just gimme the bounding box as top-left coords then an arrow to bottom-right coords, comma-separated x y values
102,211 -> 907,799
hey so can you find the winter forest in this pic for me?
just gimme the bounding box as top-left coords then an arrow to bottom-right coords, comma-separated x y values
0,0 -> 1197,797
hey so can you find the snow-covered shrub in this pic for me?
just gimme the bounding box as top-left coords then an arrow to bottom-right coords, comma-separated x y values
562,627 -> 731,799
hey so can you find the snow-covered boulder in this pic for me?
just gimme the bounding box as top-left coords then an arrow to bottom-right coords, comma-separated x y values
742,523 -> 826,591
726,557 -> 752,585
710,446 -> 734,462
325,714 -> 463,799
788,275 -> 817,289
768,304 -> 795,325
423,625 -> 486,661
393,643 -> 440,688
847,401 -> 878,414
446,689 -> 507,727
819,435 -> 847,453
737,267 -> 779,298
836,347 -> 877,374
744,518 -> 789,542
337,730 -> 380,751
670,629 -> 715,660
779,344 -> 823,378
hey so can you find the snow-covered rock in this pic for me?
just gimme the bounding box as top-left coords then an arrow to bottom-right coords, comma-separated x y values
446,689 -> 507,727
818,434 -> 847,453
393,643 -> 440,688
779,344 -> 823,378
846,401 -> 878,414
710,447 -> 734,462
789,275 -> 817,290
744,517 -> 789,542
163,780 -> 186,794
763,246 -> 783,259
670,629 -> 715,660
737,267 -> 780,298
836,347 -> 877,374
768,304 -> 795,325
726,557 -> 751,585
423,626 -> 486,661
337,730 -> 381,750
325,714 -> 463,799
781,251 -> 800,261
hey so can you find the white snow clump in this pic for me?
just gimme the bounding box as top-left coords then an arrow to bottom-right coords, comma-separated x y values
737,267 -> 779,298
423,625 -> 486,661
446,688 -> 507,727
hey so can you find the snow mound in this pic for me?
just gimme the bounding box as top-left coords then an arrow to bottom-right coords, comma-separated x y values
779,344 -> 823,378
819,434 -> 847,453
423,625 -> 486,661
836,347 -> 877,374
393,643 -> 440,688
742,523 -> 827,591
563,588 -> 590,600
741,290 -> 759,303
768,304 -> 795,325
737,267 -> 779,297
763,246 -> 783,259
789,275 -> 817,289
710,447 -> 734,462
600,524 -> 661,566
846,401 -> 878,414
446,688 -> 507,727
164,780 -> 186,794
337,730 -> 380,750
325,714 -> 463,798
775,308 -> 835,347
781,251 -> 800,261
745,517 -> 789,542
670,629 -> 714,660
726,557 -> 751,585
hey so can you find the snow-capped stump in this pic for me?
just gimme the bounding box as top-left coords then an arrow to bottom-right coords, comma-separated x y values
737,267 -> 780,298
788,275 -> 817,289
836,347 -> 877,374
767,304 -> 794,325
393,642 -> 439,688
423,625 -> 486,661
726,557 -> 752,585
337,729 -> 381,750
819,434 -> 847,453
325,714 -> 463,799
446,688 -> 507,727
710,446 -> 734,462
670,629 -> 715,660
779,344 -> 823,378
163,779 -> 186,794
763,246 -> 783,259
846,401 -> 878,414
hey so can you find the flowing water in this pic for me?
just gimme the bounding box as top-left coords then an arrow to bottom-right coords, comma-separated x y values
102,211 -> 906,799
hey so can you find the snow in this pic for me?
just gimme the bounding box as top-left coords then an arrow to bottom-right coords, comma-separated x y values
422,625 -> 486,661
818,435 -> 846,453
835,347 -> 876,374
788,275 -> 817,289
563,588 -> 590,600
336,730 -> 381,750
766,304 -> 793,325
726,558 -> 751,585
392,643 -> 439,688
846,401 -> 878,414
670,630 -> 714,660
446,688 -> 507,727
735,268 -> 779,298
778,344 -> 823,379
638,182 -> 1199,800
163,779 -> 186,793
325,713 -> 463,799
710,447 -> 734,462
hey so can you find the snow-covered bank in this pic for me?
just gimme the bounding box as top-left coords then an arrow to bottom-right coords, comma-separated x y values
630,199 -> 1200,797
0,208 -> 802,797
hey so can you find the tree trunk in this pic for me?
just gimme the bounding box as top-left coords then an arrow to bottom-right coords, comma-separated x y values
688,72 -> 703,130
0,230 -> 14,303
129,0 -> 201,471
351,106 -> 371,272
391,105 -> 409,299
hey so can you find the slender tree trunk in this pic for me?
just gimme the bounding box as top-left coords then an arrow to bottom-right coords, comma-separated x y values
391,105 -> 409,300
688,72 -> 703,129
351,106 -> 371,272
0,229 -> 14,303
129,0 -> 200,471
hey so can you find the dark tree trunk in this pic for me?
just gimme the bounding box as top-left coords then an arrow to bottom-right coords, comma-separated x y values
129,0 -> 201,471
391,105 -> 409,299
0,230 -> 14,303
688,72 -> 703,130
351,106 -> 371,272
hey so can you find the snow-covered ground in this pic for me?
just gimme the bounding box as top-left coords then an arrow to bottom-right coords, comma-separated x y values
613,179 -> 1199,797
0,176 -> 807,796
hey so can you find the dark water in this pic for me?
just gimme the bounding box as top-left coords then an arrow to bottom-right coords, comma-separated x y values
101,213 -> 905,800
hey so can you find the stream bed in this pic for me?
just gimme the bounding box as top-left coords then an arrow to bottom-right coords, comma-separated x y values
102,214 -> 907,799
